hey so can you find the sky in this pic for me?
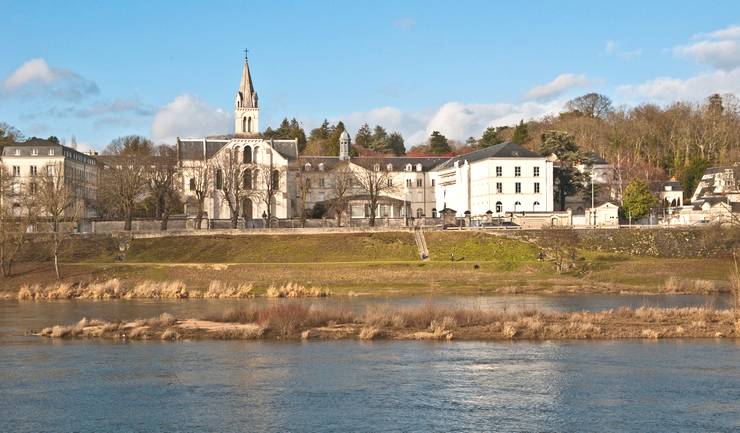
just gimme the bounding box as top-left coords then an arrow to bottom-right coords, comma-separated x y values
2,0 -> 740,151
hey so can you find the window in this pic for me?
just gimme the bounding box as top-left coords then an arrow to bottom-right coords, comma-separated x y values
215,169 -> 223,189
318,163 -> 325,171
373,164 -> 380,172
416,164 -> 422,172
515,182 -> 521,193
319,178 -> 325,188
534,182 -> 540,193
30,166 -> 37,176
416,179 -> 423,187
31,149 -> 38,156
432,208 -> 438,218
242,117 -> 247,133
495,201 -> 502,213
496,166 -> 502,177
406,179 -> 412,187
304,163 -> 312,171
534,167 -> 540,177
243,169 -> 252,189
49,149 -> 55,156
29,182 -> 37,194
243,146 -> 252,163
405,164 -> 412,171
387,179 -> 393,187
272,170 -> 280,189
253,146 -> 259,163
189,178 -> 196,191
247,117 -> 252,133
14,149 -> 20,156
515,166 -> 521,177
12,166 -> 20,177
416,208 -> 423,218
496,182 -> 502,194
431,179 -> 435,186
386,163 -> 393,171
46,166 -> 55,176
533,201 -> 540,209
514,201 -> 521,209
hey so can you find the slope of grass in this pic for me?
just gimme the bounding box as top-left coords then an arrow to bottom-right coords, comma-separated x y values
425,231 -> 540,262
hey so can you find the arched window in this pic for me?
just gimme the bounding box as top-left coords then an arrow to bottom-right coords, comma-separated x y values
416,163 -> 422,172
233,147 -> 240,161
189,178 -> 196,191
373,164 -> 380,172
386,163 -> 393,171
243,146 -> 252,163
405,163 -> 412,171
243,169 -> 252,189
247,117 -> 252,133
242,198 -> 253,220
318,163 -> 325,171
416,208 -> 423,218
431,208 -> 438,218
253,146 -> 259,163
242,117 -> 247,133
215,169 -> 223,189
533,201 -> 540,211
514,201 -> 521,209
272,169 -> 280,189
304,162 -> 312,171
496,201 -> 503,213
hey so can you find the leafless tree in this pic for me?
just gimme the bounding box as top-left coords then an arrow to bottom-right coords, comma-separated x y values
253,163 -> 286,228
38,162 -> 78,279
184,162 -> 212,229
329,162 -> 355,227
353,160 -> 399,227
99,136 -> 153,231
539,226 -> 579,273
293,159 -> 312,228
565,93 -> 614,119
0,166 -> 39,277
147,145 -> 180,230
213,148 -> 253,228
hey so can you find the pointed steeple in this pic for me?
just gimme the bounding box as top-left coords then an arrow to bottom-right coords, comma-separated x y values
237,51 -> 258,109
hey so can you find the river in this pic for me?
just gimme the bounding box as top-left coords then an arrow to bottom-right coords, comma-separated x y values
1,295 -> 738,432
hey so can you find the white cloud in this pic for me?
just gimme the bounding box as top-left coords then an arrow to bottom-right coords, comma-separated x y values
526,73 -> 592,100
674,24 -> 740,70
394,17 -> 415,30
335,100 -> 564,147
150,94 -> 231,144
617,68 -> 740,102
2,58 -> 99,101
604,40 -> 642,60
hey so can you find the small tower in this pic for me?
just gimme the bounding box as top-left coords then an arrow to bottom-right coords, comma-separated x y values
339,129 -> 351,160
235,49 -> 259,136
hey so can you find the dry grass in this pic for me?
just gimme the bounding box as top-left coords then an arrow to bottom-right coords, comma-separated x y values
265,282 -> 331,298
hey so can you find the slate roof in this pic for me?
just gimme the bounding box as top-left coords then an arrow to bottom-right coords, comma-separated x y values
351,156 -> 450,172
177,139 -> 229,161
2,139 -> 98,164
435,142 -> 541,170
650,180 -> 683,192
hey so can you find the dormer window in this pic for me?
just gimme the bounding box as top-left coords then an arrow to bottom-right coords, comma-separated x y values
318,163 -> 325,171
14,149 -> 20,156
304,163 -> 312,171
48,149 -> 55,156
416,163 -> 422,172
31,149 -> 38,156
405,164 -> 412,171
386,163 -> 393,171
373,164 -> 380,172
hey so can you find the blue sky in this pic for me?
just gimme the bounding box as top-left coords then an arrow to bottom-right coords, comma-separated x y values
2,0 -> 739,150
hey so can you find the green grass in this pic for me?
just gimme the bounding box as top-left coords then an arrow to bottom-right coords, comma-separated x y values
425,231 -> 540,262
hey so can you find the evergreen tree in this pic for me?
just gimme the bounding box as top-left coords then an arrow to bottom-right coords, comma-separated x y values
621,179 -> 658,221
540,130 -> 585,210
512,120 -> 530,145
479,127 -> 504,148
465,136 -> 478,147
388,132 -> 406,156
369,125 -> 389,152
355,123 -> 372,148
429,131 -> 451,154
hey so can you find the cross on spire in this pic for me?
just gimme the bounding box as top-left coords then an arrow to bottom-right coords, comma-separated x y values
244,48 -> 249,61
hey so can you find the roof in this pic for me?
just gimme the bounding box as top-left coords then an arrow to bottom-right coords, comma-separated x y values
2,139 -> 98,164
582,151 -> 608,165
237,59 -> 258,108
340,130 -> 350,140
351,156 -> 450,172
435,142 -> 541,170
650,180 -> 683,192
177,139 -> 228,161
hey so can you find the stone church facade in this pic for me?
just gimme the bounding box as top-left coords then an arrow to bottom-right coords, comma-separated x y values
176,55 -> 555,224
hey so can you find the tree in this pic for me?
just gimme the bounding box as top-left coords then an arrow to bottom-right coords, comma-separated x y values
263,118 -> 307,152
512,120 -> 530,145
355,123 -> 372,149
99,136 -> 153,230
388,132 -> 406,156
479,127 -> 504,148
38,162 -> 78,279
329,162 -> 355,227
0,166 -> 39,277
213,148 -> 251,229
540,130 -> 586,210
185,162 -> 212,229
565,93 -> 613,118
428,131 -> 451,154
147,145 -> 180,230
539,227 -> 579,273
0,122 -> 24,145
293,159 -> 312,227
253,163 -> 286,228
621,179 -> 658,221
353,160 -> 399,226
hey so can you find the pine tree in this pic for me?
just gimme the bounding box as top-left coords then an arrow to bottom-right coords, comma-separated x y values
388,132 -> 405,156
512,120 -> 530,145
429,131 -> 451,154
479,127 -> 503,148
355,123 -> 372,148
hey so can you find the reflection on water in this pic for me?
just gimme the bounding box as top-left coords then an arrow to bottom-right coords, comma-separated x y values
1,339 -> 738,432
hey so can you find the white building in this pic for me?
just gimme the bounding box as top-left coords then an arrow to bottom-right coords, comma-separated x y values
432,143 -> 555,216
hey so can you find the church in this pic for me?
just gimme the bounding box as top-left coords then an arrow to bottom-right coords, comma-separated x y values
175,54 -> 555,226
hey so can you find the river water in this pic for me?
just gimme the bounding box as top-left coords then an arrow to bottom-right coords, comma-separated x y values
1,295 -> 738,432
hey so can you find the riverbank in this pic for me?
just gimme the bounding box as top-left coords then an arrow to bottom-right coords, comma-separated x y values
33,305 -> 739,341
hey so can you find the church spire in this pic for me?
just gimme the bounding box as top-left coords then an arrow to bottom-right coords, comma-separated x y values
238,49 -> 257,108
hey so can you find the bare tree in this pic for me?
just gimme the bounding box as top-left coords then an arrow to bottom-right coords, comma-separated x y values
293,159 -> 312,228
148,145 -> 180,230
0,166 -> 39,277
253,163 -> 286,228
184,162 -> 212,230
539,226 -> 579,273
353,160 -> 399,227
565,93 -> 614,119
38,162 -> 78,279
99,136 -> 153,231
213,148 -> 252,228
329,162 -> 354,227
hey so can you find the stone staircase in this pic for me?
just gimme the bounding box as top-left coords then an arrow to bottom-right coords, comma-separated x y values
413,227 -> 429,260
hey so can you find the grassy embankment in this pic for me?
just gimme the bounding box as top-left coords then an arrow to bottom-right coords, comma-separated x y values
2,231 -> 733,297
34,304 -> 740,341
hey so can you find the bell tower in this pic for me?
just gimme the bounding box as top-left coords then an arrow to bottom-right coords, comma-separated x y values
235,49 -> 259,136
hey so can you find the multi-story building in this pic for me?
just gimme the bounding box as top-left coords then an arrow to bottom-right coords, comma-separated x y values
0,138 -> 99,218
